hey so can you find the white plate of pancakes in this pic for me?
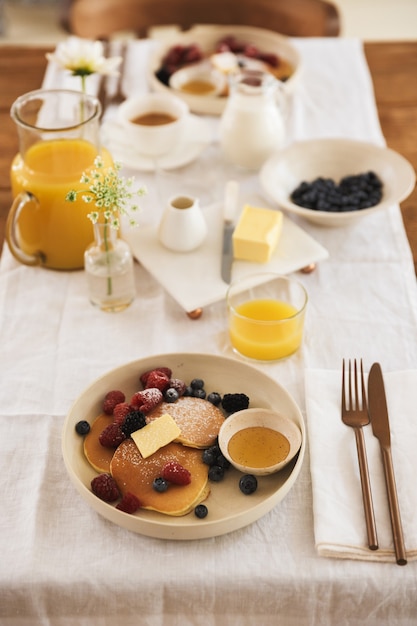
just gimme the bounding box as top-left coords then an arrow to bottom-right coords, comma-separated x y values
62,353 -> 305,540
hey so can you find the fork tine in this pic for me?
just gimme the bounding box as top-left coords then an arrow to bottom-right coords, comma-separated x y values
342,358 -> 346,412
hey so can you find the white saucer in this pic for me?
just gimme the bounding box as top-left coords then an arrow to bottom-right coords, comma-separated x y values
124,202 -> 329,312
100,114 -> 212,172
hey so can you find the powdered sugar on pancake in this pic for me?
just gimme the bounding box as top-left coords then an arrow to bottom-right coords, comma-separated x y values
146,396 -> 225,448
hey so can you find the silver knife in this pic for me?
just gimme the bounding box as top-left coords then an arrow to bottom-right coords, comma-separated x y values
221,180 -> 239,284
367,362 -> 407,565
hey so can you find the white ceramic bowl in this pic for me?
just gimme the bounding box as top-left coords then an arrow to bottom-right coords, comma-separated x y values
260,138 -> 416,227
62,353 -> 305,540
169,62 -> 227,97
117,93 -> 189,157
218,408 -> 302,476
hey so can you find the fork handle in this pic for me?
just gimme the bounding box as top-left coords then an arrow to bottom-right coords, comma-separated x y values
354,427 -> 379,550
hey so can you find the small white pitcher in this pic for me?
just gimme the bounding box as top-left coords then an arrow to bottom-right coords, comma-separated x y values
158,195 -> 207,252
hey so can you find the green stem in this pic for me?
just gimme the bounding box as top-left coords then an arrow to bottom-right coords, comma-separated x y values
103,219 -> 113,296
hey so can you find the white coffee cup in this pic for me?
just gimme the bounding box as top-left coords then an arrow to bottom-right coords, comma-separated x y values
118,93 -> 189,157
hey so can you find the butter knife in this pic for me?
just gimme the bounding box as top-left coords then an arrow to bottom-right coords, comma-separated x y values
221,180 -> 239,284
367,362 -> 407,565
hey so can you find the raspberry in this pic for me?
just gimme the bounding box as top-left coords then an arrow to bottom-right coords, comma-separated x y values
221,393 -> 250,414
121,410 -> 147,437
103,390 -> 126,415
99,423 -> 126,448
91,474 -> 120,502
139,367 -> 172,387
162,461 -> 191,486
116,492 -> 141,514
130,388 -> 163,413
145,370 -> 170,392
113,402 -> 132,425
168,378 -> 187,396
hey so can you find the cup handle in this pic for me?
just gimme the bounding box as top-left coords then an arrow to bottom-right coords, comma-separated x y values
6,191 -> 46,266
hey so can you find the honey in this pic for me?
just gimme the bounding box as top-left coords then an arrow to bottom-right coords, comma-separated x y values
228,426 -> 290,468
180,79 -> 216,95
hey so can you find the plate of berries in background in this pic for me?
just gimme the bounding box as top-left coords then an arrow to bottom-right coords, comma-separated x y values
260,138 -> 416,227
148,25 -> 301,115
62,353 -> 305,540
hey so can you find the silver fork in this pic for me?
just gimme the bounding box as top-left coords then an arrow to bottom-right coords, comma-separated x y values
341,359 -> 378,550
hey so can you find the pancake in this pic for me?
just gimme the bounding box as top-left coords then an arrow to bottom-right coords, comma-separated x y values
110,439 -> 209,516
84,413 -> 115,473
146,396 -> 225,448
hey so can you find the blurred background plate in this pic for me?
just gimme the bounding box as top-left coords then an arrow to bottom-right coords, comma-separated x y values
62,353 -> 306,540
148,24 -> 301,115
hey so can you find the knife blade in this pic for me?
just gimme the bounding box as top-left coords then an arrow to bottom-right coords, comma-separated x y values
367,362 -> 407,565
221,180 -> 239,284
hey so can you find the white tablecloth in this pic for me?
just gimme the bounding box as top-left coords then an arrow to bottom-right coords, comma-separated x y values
1,37 -> 417,626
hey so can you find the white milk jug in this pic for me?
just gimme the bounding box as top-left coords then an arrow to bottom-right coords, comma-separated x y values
219,70 -> 285,170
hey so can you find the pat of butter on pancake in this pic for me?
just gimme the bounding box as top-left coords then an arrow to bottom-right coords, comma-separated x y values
131,413 -> 181,458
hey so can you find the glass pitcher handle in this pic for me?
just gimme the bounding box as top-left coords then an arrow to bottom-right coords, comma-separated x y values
6,191 -> 46,266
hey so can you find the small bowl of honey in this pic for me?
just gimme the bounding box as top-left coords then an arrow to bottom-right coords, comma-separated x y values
218,408 -> 302,476
169,63 -> 227,97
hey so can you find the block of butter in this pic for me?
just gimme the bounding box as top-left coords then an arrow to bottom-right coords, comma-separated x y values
131,413 -> 181,458
232,205 -> 283,264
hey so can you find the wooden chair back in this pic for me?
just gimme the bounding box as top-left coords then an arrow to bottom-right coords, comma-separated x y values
66,0 -> 340,40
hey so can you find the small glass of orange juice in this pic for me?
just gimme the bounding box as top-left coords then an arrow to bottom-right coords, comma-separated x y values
226,273 -> 308,361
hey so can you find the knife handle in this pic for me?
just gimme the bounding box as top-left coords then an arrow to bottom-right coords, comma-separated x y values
354,427 -> 379,551
381,448 -> 407,565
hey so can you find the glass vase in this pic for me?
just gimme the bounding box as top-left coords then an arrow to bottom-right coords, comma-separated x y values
84,222 -> 136,312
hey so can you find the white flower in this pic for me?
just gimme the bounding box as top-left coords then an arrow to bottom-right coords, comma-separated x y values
46,36 -> 122,78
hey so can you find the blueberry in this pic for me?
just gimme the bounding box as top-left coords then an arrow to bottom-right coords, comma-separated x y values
164,388 -> 179,403
153,477 -> 168,493
194,504 -> 208,519
75,420 -> 90,435
184,385 -> 194,396
202,448 -> 217,466
239,474 -> 258,495
208,465 -> 225,482
190,378 -> 204,390
207,392 -> 222,406
216,454 -> 231,470
192,388 -> 206,400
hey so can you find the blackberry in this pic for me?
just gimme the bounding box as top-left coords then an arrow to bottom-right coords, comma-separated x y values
153,477 -> 168,493
164,388 -> 179,403
207,392 -> 222,406
239,474 -> 258,495
208,465 -> 225,482
194,504 -> 208,519
221,393 -> 250,414
121,409 -> 147,437
75,420 -> 90,435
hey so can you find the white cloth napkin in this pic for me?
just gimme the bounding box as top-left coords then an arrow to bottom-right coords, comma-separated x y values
305,368 -> 417,562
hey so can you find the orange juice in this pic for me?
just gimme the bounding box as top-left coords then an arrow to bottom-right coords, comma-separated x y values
229,298 -> 304,360
10,139 -> 113,270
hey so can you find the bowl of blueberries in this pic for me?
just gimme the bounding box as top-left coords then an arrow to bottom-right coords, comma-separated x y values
259,138 -> 415,226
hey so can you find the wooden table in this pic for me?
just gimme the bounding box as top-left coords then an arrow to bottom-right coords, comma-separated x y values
1,43 -> 416,269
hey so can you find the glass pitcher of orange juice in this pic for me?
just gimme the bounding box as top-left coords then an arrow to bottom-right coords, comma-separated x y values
7,89 -> 113,270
